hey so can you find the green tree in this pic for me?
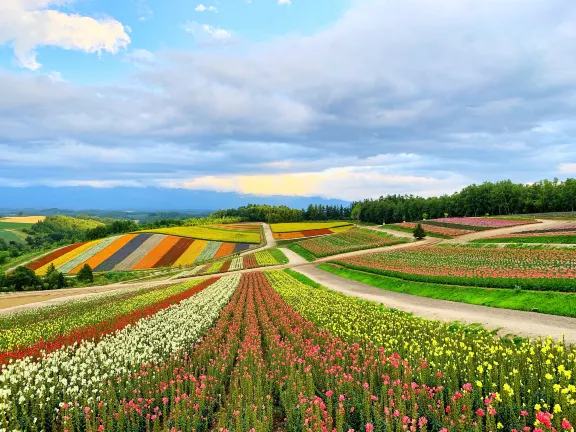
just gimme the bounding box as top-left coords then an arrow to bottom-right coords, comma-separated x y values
77,264 -> 94,284
351,204 -> 362,223
44,268 -> 67,290
413,223 -> 426,240
45,263 -> 57,276
6,266 -> 43,291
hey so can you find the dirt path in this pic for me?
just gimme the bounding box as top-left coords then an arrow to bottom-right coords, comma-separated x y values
278,247 -> 309,265
293,265 -> 576,343
0,280 -> 163,315
240,223 -> 276,256
445,219 -> 566,242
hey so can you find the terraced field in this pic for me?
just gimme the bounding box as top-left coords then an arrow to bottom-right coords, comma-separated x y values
271,221 -> 353,240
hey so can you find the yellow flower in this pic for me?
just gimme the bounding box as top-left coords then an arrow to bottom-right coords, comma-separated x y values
554,404 -> 562,413
545,373 -> 553,380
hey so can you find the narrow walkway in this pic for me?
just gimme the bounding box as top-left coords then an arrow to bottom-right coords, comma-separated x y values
356,224 -> 415,239
445,219 -> 566,243
293,265 -> 576,343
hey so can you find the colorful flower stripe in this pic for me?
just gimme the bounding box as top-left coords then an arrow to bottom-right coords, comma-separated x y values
233,242 -> 251,253
0,282 -> 183,350
153,237 -> 195,268
274,231 -> 305,240
268,269 -> 576,432
139,225 -> 261,243
214,242 -> 236,259
113,234 -> 166,271
132,235 -> 179,270
1,274 -> 240,425
36,240 -> 101,276
196,240 -> 222,262
94,234 -> 147,272
0,278 -> 214,365
173,239 -> 206,266
243,254 -> 258,269
28,243 -> 86,271
58,235 -> 121,274
432,217 -> 536,228
229,255 -> 243,271
270,221 -> 353,233
254,250 -> 277,266
70,234 -> 137,274
334,245 -> 576,290
295,229 -> 407,258
220,259 -> 231,273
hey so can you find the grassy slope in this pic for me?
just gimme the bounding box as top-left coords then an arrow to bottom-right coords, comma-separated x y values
473,235 -> 576,244
270,221 -> 352,233
0,230 -> 25,244
268,248 -> 289,265
318,264 -> 576,318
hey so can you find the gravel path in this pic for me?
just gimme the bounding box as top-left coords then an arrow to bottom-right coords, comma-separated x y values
293,265 -> 576,343
358,225 -> 416,238
445,219 -> 567,242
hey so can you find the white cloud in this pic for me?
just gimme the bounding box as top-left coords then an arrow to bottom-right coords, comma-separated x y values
278,0 -> 291,4
195,4 -> 217,12
0,0 -> 130,70
124,48 -> 155,66
559,163 -> 576,174
183,21 -> 233,43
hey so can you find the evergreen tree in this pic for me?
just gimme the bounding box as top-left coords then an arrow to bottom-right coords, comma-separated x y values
413,223 -> 426,240
6,266 -> 43,291
77,264 -> 94,284
45,263 -> 56,276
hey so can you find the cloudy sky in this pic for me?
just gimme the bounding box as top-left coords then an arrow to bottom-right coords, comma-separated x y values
1,0 -> 576,202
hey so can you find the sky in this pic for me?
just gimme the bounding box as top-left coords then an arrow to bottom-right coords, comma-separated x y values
1,0 -> 576,204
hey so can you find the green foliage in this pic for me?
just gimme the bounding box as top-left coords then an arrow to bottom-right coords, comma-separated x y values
283,268 -> 322,288
352,177 -> 576,224
44,267 -> 67,290
212,203 -> 353,223
473,235 -> 576,244
413,223 -> 426,240
5,266 -> 43,291
268,248 -> 289,265
317,264 -> 576,318
77,264 -> 94,284
383,224 -> 451,238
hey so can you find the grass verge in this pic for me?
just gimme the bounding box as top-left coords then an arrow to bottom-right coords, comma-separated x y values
283,268 -> 322,288
268,248 -> 289,265
317,263 -> 576,318
286,243 -> 316,262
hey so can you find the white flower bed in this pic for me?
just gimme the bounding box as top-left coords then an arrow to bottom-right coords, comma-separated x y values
0,274 -> 240,421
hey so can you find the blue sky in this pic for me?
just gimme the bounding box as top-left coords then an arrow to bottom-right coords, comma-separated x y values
1,0 -> 576,203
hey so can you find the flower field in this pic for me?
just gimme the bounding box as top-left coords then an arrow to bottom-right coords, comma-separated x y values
2,269 -> 576,431
177,248 -> 288,277
289,229 -> 409,259
333,244 -> 576,291
139,225 -> 261,244
27,233 -> 255,275
272,222 -> 354,240
418,217 -> 537,233
474,223 -> 576,244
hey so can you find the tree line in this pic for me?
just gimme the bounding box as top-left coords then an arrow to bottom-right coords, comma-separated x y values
352,178 -> 576,225
212,204 -> 353,223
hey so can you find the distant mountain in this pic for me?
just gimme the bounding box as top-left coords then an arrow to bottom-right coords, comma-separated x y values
0,187 -> 350,211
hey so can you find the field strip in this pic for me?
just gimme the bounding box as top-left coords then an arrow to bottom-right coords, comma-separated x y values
113,234 -> 166,271
240,223 -> 276,256
293,264 -> 576,342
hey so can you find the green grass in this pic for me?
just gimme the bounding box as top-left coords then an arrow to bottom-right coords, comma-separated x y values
286,243 -> 317,262
0,222 -> 34,230
317,263 -> 576,318
0,230 -> 25,244
283,268 -> 322,288
472,235 -> 576,244
382,224 -> 451,239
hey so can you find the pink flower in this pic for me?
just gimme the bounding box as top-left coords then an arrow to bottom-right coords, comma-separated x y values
98,426 -> 104,431
162,397 -> 169,405
562,419 -> 573,430
84,407 -> 90,414
462,383 -> 473,391
326,390 -> 333,398
476,409 -> 485,417
366,424 -> 374,432
520,410 -> 528,417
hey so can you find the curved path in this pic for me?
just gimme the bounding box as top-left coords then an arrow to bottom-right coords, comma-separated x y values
240,223 -> 276,256
445,219 -> 566,243
294,265 -> 576,343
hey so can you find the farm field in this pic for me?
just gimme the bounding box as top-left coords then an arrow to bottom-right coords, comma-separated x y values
0,215 -> 45,224
2,269 -> 575,431
27,233 -> 255,275
473,222 -> 576,244
0,217 -> 40,245
271,221 -> 353,239
177,248 -> 288,277
332,244 -> 576,291
287,228 -> 409,261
